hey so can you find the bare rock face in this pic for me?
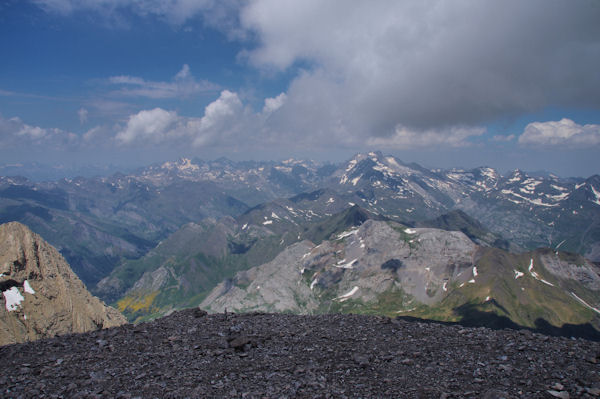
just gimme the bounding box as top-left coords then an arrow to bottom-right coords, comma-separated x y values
202,220 -> 478,313
0,222 -> 126,346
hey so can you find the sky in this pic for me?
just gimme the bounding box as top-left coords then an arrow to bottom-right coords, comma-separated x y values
1,0 -> 600,177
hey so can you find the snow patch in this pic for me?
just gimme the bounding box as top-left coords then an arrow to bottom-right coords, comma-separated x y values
514,270 -> 524,279
404,228 -> 417,234
271,212 -> 280,219
337,228 -> 359,240
468,279 -> 476,284
528,258 -> 554,286
472,266 -> 478,277
310,278 -> 318,290
590,185 -> 600,206
345,159 -> 358,172
570,292 -> 600,315
546,192 -> 569,201
335,259 -> 358,269
327,197 -> 335,204
442,282 -> 448,292
242,223 -> 248,230
485,296 -> 491,302
262,220 -> 273,225
3,287 -> 24,312
23,280 -> 35,294
351,175 -> 362,186
334,286 -> 359,302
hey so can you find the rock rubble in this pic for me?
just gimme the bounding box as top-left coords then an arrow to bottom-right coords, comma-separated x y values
1,309 -> 599,398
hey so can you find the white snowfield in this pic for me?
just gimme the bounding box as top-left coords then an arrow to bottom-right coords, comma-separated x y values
23,280 -> 35,294
404,228 -> 417,234
3,287 -> 25,312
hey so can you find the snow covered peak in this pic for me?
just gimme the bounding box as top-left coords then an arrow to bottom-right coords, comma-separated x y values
161,158 -> 199,172
507,170 -> 524,183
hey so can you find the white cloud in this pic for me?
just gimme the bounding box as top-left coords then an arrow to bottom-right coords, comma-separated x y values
191,89 -> 246,146
115,90 -> 249,147
0,115 -> 79,148
518,119 -> 600,147
236,0 -> 600,143
367,126 -> 486,149
262,93 -> 286,114
29,1 -> 600,153
78,108 -> 89,124
108,64 -> 218,99
116,108 -> 180,145
18,124 -> 47,140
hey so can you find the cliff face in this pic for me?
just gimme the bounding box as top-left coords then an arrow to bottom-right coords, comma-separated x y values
0,222 -> 126,346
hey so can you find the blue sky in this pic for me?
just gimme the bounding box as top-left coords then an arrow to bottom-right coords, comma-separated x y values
1,0 -> 599,177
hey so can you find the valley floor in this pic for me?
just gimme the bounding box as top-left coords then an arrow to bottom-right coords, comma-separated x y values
1,310 -> 599,398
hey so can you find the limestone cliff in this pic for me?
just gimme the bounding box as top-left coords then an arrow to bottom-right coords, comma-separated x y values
0,222 -> 126,346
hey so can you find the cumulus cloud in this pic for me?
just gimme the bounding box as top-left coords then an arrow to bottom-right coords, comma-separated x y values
262,93 -> 286,114
116,108 -> 180,145
108,64 -> 218,99
0,115 -> 78,148
115,90 -> 250,147
518,119 -> 600,147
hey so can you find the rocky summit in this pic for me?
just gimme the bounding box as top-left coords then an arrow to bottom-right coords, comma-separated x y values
0,222 -> 126,346
1,309 -> 599,398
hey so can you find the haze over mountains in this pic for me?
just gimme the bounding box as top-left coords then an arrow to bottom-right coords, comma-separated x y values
1,151 -> 599,335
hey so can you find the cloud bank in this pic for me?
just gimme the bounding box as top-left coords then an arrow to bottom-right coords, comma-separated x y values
28,0 -> 600,154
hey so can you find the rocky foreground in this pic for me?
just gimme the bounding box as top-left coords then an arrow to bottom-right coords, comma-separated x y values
1,310 -> 600,399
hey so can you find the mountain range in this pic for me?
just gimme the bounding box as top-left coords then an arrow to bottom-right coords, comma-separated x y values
0,151 -> 598,333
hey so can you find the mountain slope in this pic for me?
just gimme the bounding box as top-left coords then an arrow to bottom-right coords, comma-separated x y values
105,205 -> 384,322
202,219 -> 600,335
0,222 -> 126,346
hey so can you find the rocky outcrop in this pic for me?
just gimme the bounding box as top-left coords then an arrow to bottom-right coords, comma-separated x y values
0,222 -> 126,346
